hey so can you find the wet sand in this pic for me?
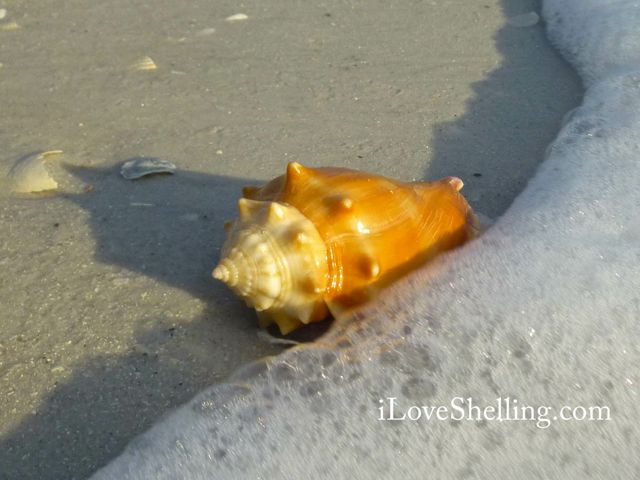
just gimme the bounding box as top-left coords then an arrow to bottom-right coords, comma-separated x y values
0,0 -> 580,478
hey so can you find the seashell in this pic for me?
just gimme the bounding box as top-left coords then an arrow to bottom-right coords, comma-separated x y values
213,163 -> 478,334
1,21 -> 20,31
8,150 -> 62,193
225,13 -> 249,22
120,157 -> 176,179
132,56 -> 157,71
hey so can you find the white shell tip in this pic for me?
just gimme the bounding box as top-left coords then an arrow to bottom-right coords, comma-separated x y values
212,265 -> 228,282
448,176 -> 464,191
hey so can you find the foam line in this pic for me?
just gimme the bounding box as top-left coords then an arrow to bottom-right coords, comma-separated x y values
92,1 -> 640,477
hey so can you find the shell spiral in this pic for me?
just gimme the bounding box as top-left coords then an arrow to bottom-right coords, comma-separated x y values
213,162 -> 478,334
213,198 -> 329,334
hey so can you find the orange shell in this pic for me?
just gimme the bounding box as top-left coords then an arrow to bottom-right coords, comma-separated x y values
242,162 -> 477,321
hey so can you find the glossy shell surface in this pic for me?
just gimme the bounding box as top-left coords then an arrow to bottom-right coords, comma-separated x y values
214,162 -> 477,333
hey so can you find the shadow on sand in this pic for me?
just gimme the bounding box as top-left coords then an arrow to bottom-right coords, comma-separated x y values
424,0 -> 581,218
0,1 -> 581,478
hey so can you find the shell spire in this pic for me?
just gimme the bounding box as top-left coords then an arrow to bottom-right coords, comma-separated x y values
212,261 -> 234,285
213,198 -> 329,334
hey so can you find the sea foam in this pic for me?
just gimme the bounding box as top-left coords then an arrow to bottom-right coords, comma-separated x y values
92,1 -> 640,478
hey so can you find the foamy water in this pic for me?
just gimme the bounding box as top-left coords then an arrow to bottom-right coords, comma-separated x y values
92,1 -> 640,477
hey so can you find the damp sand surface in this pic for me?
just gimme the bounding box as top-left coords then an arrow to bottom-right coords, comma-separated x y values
0,1 -> 580,478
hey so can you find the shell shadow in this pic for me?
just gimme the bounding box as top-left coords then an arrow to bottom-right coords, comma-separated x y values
62,162 -> 335,341
63,163 -> 250,303
0,164 -> 291,479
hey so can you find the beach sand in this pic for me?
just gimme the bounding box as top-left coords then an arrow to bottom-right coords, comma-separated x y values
0,0 -> 580,478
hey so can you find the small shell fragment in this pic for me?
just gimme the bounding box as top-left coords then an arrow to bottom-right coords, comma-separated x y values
1,21 -> 19,31
8,150 -> 62,193
225,13 -> 248,22
132,56 -> 157,71
507,12 -> 540,28
196,27 -> 216,36
0,8 -> 7,20
120,158 -> 176,180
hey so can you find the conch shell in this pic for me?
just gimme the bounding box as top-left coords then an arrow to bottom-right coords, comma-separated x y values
213,163 -> 478,334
